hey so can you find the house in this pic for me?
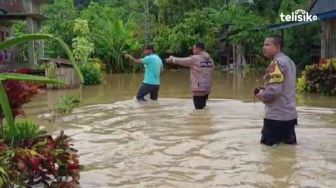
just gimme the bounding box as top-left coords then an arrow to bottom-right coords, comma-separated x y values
269,0 -> 336,59
0,0 -> 53,66
309,0 -> 336,58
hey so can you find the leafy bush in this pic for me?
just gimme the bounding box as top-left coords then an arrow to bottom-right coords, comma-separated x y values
297,59 -> 336,96
72,18 -> 94,64
0,166 -> 9,187
55,93 -> 81,115
90,58 -> 106,71
79,62 -> 102,85
0,34 -> 82,187
3,121 -> 45,146
0,130 -> 79,187
42,0 -> 79,58
1,80 -> 41,121
81,2 -> 142,73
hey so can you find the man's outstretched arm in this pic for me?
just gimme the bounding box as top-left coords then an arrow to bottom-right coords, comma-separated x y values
166,56 -> 193,67
125,54 -> 142,64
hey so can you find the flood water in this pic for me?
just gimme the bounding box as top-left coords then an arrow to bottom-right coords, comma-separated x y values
23,70 -> 336,188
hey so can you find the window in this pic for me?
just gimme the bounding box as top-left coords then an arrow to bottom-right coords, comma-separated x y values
0,31 -> 4,42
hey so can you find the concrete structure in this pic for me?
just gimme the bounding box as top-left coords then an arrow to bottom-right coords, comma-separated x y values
0,0 -> 53,65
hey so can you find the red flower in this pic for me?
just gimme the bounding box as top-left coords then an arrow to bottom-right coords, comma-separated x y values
319,58 -> 327,65
0,141 -> 8,152
68,162 -> 80,171
18,159 -> 27,171
14,68 -> 33,74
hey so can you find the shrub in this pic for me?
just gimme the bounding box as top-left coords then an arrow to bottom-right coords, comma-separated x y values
0,166 -> 9,187
297,58 -> 336,96
1,80 -> 41,122
79,62 -> 102,85
3,121 -> 45,146
55,93 -> 81,115
0,130 -> 79,187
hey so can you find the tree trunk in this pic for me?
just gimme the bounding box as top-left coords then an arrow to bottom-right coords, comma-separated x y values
233,44 -> 247,70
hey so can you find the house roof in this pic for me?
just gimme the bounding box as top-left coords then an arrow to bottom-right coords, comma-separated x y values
40,58 -> 74,68
309,0 -> 336,15
268,21 -> 314,31
0,0 -> 54,20
32,0 -> 54,4
0,13 -> 46,20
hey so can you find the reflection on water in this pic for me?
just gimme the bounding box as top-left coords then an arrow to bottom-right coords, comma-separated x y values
22,71 -> 336,187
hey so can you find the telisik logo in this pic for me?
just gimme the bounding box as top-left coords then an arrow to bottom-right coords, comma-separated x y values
280,9 -> 318,22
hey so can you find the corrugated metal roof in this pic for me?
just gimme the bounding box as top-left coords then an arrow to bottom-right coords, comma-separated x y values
268,21 -> 315,31
0,13 -> 46,20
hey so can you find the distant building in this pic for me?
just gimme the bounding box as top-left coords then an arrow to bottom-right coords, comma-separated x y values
0,0 -> 53,65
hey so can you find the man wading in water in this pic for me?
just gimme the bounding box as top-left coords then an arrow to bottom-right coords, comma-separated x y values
255,36 -> 298,146
166,42 -> 214,109
125,45 -> 163,101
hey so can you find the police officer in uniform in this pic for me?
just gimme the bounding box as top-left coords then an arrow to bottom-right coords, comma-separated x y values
255,36 -> 298,146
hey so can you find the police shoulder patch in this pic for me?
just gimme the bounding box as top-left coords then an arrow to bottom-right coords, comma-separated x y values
268,60 -> 284,84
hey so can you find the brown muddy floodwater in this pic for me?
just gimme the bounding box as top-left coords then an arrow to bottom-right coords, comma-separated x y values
23,70 -> 336,188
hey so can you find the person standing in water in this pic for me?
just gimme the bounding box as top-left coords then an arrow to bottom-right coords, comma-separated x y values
166,42 -> 214,109
125,45 -> 163,101
255,36 -> 298,146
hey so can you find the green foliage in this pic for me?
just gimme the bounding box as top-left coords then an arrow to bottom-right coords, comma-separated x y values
42,0 -> 318,71
0,166 -> 9,188
214,5 -> 270,56
72,19 -> 94,63
12,21 -> 27,37
154,0 -> 215,25
153,8 -> 222,58
0,32 -> 81,187
3,121 -> 45,146
90,58 -> 106,71
254,0 -> 282,22
0,33 -> 82,136
0,130 -> 80,187
81,2 -> 142,73
0,75 -> 64,135
153,6 -> 269,64
79,62 -> 102,86
12,21 -> 29,62
158,9 -> 217,54
42,0 -> 79,57
0,73 -> 64,84
54,93 -> 81,115
278,0 -> 311,16
297,59 -> 336,96
284,23 -> 320,68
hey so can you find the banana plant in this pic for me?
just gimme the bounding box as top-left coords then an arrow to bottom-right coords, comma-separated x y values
0,34 -> 83,132
93,17 -> 141,73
